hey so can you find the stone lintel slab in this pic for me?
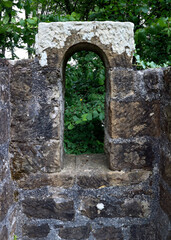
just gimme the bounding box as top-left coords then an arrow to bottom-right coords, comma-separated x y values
35,21 -> 135,67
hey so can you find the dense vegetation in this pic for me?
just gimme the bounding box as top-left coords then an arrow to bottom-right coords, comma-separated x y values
0,0 -> 170,153
64,51 -> 105,154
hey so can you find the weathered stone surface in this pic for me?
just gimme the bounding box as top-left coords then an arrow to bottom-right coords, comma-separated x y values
0,110 -> 9,144
15,154 -> 151,189
0,69 -> 9,106
130,224 -> 160,240
23,224 -> 50,238
109,100 -> 160,138
161,151 -> 171,186
22,198 -> 75,220
92,226 -> 123,240
11,102 -> 60,141
17,171 -> 75,189
110,69 -> 135,98
136,69 -> 164,100
10,61 -> 60,142
106,169 -> 152,187
59,225 -> 91,240
80,197 -> 150,219
164,105 -> 171,141
166,231 -> 171,240
0,182 -> 14,221
8,208 -> 17,240
0,148 -> 9,182
0,226 -> 8,240
164,67 -> 171,96
160,184 -> 171,219
35,22 -> 135,67
10,60 -> 62,177
11,139 -> 61,180
77,169 -> 151,189
77,173 -> 109,189
109,141 -> 154,171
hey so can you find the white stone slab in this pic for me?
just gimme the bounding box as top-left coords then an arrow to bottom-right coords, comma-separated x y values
35,21 -> 135,66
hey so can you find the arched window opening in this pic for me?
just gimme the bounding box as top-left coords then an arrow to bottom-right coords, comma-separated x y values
64,50 -> 105,155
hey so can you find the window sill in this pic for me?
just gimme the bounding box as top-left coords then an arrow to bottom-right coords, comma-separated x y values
16,154 -> 152,190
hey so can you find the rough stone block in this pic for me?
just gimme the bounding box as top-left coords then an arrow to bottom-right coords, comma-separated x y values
0,226 -> 8,240
109,141 -> 154,171
0,182 -> 14,221
166,231 -> 171,240
10,61 -> 60,142
110,68 -> 135,98
77,173 -> 109,189
17,171 -> 75,189
22,198 -> 75,221
136,69 -> 164,100
130,224 -> 160,240
59,225 -> 91,240
0,60 -> 9,102
164,105 -> 171,141
11,140 -> 61,180
0,110 -> 9,144
92,226 -> 123,240
23,224 -> 50,238
161,151 -> 171,186
0,148 -> 9,182
79,197 -> 150,219
11,101 -> 60,141
106,169 -> 152,188
109,100 -> 160,138
0,72 -> 9,106
164,67 -> 171,96
160,184 -> 171,218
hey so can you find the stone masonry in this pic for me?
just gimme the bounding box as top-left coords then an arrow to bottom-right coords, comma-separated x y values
0,22 -> 171,240
0,60 -> 17,240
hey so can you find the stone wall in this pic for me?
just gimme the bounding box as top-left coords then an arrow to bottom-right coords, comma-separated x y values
0,59 -> 17,240
8,61 -> 170,240
0,22 -> 171,240
159,67 -> 171,240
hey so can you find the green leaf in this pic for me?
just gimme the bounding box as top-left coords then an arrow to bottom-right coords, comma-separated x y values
157,18 -> 166,27
11,18 -> 16,24
141,7 -> 149,13
20,19 -> 25,26
93,110 -> 98,118
95,6 -> 99,12
3,14 -> 10,24
87,113 -> 92,121
3,0 -> 12,8
27,18 -> 37,25
68,124 -> 74,130
99,74 -> 105,85
75,119 -> 82,124
82,113 -> 88,121
73,116 -> 79,122
99,112 -> 104,121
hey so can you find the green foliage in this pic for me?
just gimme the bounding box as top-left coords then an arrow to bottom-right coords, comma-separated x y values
0,0 -> 170,65
14,235 -> 18,240
135,17 -> 171,65
64,51 -> 105,154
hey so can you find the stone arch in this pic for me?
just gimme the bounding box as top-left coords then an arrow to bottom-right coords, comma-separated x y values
34,22 -> 135,171
62,42 -> 110,71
